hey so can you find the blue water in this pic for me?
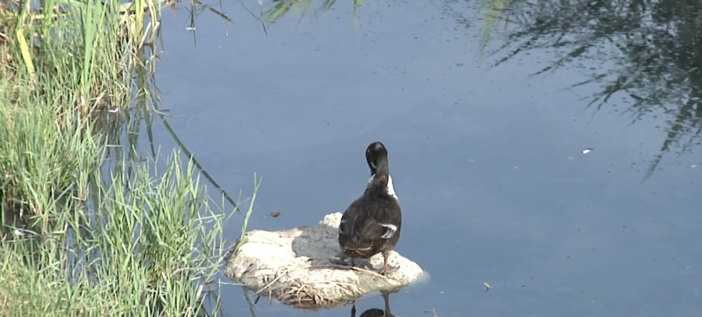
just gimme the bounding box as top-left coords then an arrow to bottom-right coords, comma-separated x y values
149,1 -> 702,316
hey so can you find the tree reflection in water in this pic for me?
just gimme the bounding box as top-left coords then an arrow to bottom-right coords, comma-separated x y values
257,0 -> 701,178
463,0 -> 702,179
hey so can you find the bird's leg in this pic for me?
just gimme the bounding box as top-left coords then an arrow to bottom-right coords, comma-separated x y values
351,257 -> 356,268
381,251 -> 398,276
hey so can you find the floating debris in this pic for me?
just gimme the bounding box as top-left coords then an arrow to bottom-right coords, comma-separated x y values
270,211 -> 280,218
484,282 -> 491,291
582,148 -> 594,154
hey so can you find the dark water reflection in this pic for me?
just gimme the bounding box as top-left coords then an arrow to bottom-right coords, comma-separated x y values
351,291 -> 394,317
148,0 -> 702,316
461,0 -> 702,178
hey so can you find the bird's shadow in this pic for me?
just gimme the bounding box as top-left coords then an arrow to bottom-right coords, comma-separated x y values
290,220 -> 376,272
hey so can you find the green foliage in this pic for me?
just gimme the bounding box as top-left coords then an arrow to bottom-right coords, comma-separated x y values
0,1 -> 247,316
1,148 -> 238,316
0,81 -> 100,233
2,0 -> 161,115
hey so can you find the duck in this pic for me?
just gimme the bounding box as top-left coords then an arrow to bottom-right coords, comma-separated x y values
338,141 -> 402,276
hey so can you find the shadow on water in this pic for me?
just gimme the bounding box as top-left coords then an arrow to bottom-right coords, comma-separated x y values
446,0 -> 702,180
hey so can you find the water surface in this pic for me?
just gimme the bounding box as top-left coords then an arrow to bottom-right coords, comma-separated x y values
148,0 -> 702,316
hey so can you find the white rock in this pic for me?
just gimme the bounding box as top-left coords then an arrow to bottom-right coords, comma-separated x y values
223,212 -> 427,309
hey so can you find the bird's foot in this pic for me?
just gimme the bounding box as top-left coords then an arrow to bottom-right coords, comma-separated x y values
380,265 -> 399,276
330,254 -> 373,270
329,255 -> 349,266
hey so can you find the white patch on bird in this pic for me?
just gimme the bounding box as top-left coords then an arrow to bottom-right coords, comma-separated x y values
380,224 -> 397,239
386,175 -> 398,200
367,174 -> 399,200
368,174 -> 400,200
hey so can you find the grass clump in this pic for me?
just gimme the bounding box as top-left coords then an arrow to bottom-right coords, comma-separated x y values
0,84 -> 237,316
0,0 -> 161,115
0,86 -> 100,235
1,146 -> 233,316
0,0 -> 243,316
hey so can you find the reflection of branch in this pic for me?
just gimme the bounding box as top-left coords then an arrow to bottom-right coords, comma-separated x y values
479,0 -> 510,59
470,0 -> 702,179
261,0 -> 362,24
645,98 -> 702,179
164,0 -> 234,32
151,100 -> 241,213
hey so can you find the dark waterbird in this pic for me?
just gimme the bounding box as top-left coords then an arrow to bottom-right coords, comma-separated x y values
338,141 -> 402,276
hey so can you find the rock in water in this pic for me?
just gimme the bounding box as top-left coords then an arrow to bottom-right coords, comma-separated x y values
224,212 -> 427,310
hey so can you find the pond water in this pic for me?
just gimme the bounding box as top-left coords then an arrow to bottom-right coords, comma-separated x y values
150,0 -> 702,316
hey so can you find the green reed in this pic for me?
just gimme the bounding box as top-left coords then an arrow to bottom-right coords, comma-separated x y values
0,145 -> 245,316
0,0 -> 253,316
2,0 -> 161,115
